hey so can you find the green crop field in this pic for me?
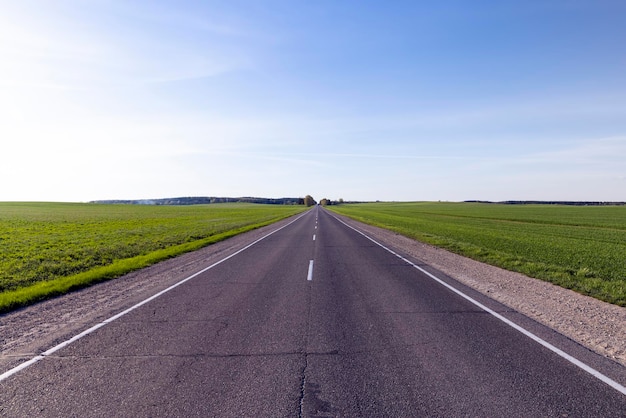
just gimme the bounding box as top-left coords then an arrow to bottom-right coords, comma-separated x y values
330,202 -> 626,307
0,202 -> 306,313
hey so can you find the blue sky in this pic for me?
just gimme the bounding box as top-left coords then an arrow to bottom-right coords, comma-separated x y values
1,0 -> 625,202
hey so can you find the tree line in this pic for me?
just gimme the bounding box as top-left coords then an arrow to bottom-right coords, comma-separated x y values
91,195 -> 353,207
93,196 -> 307,206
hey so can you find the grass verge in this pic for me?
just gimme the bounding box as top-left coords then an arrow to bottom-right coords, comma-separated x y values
330,202 -> 626,307
0,203 -> 305,313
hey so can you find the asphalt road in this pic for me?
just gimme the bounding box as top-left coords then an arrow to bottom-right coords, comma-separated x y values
1,206 -> 626,417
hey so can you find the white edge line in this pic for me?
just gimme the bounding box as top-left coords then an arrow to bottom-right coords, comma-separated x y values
330,213 -> 626,396
307,260 -> 314,281
0,210 -> 311,383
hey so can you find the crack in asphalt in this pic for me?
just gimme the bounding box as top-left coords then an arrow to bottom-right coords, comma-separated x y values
298,352 -> 309,418
298,263 -> 315,418
41,350 -> 342,360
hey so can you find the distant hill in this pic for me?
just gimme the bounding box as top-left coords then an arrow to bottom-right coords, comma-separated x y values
91,196 -> 305,205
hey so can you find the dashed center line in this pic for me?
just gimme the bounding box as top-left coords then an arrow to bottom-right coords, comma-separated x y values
307,260 -> 314,281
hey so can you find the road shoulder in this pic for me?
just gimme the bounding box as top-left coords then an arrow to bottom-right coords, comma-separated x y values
331,212 -> 626,367
0,215 -> 302,374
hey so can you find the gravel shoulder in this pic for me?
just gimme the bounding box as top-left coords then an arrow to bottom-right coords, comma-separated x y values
2,211 -> 625,375
0,216 -> 300,373
334,213 -> 626,367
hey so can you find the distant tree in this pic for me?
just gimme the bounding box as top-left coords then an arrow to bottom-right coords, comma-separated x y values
320,198 -> 330,206
338,198 -> 344,204
303,195 -> 316,207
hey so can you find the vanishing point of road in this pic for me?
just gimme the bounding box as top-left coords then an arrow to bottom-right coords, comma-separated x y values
1,206 -> 626,416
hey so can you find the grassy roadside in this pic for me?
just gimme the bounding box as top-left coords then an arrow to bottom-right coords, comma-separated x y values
0,203 -> 306,313
329,202 -> 626,307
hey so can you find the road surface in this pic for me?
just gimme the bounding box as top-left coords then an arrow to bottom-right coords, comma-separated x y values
1,206 -> 626,416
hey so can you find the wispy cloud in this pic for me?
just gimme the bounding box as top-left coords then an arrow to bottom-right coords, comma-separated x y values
0,1 -> 254,91
522,136 -> 626,165
248,152 -> 473,161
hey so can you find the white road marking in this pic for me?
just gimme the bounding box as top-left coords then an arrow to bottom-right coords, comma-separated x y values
330,213 -> 626,397
0,211 -> 311,383
307,260 -> 314,281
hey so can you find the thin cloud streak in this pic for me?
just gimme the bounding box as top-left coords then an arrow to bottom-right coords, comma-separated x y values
251,152 -> 475,161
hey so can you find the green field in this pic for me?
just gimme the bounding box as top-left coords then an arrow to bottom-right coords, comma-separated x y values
330,202 -> 626,307
0,202 -> 306,313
